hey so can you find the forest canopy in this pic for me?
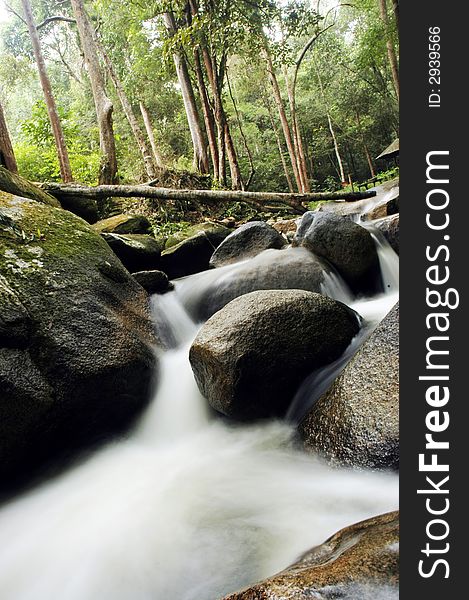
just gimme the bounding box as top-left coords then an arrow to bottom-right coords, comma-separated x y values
0,0 -> 399,193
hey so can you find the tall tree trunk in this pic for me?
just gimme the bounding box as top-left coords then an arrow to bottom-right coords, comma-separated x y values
392,0 -> 399,36
355,111 -> 375,177
224,122 -> 243,190
283,67 -> 309,192
139,103 -> 164,168
262,49 -> 302,192
0,101 -> 18,173
378,0 -> 399,100
98,44 -> 156,179
193,49 -> 219,180
163,12 -> 209,174
315,62 -> 346,185
227,72 -> 255,189
22,0 -> 72,182
265,97 -> 294,192
70,0 -> 118,184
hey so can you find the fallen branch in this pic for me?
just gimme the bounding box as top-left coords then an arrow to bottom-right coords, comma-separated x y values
41,182 -> 376,214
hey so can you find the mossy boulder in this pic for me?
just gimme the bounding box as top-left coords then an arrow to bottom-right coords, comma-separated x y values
93,213 -> 152,235
0,166 -> 59,207
101,233 -> 164,273
0,194 -> 158,489
189,290 -> 360,420
160,232 -> 218,279
164,221 -> 230,250
299,303 -> 399,470
223,511 -> 399,600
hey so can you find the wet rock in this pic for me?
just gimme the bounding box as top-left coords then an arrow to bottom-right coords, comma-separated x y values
300,303 -> 399,470
0,195 -> 158,488
132,270 -> 173,294
160,232 -> 217,279
376,214 -> 399,255
189,290 -> 360,421
364,195 -> 399,221
101,233 -> 164,273
0,166 -> 59,207
93,213 -> 152,235
185,248 -> 331,321
223,511 -> 399,600
210,221 -> 286,268
58,196 -> 98,224
295,212 -> 381,294
165,221 -> 231,250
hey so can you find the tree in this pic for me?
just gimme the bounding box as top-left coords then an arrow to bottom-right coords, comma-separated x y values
0,99 -> 18,172
21,0 -> 73,182
70,0 -> 118,184
378,0 -> 399,99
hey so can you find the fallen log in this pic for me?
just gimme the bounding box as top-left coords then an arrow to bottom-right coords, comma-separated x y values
41,182 -> 376,215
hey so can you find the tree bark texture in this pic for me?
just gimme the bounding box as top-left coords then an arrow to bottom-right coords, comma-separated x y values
22,0 -> 73,182
70,0 -> 118,184
0,101 -> 18,173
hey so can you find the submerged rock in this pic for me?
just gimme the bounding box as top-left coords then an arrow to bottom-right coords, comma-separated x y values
160,232 -> 217,279
189,290 -> 360,421
223,511 -> 399,600
186,247 -> 331,321
93,213 -> 152,235
0,195 -> 158,488
0,166 -> 59,207
101,232 -> 164,272
210,221 -> 286,267
132,270 -> 172,294
300,303 -> 399,470
295,212 -> 381,294
376,214 -> 399,255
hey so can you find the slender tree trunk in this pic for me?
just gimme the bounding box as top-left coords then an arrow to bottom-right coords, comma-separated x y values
22,0 -> 72,182
378,0 -> 399,100
355,111 -> 375,177
98,44 -> 156,179
283,67 -> 309,192
70,0 -> 118,184
224,122 -> 243,190
227,72 -> 255,189
139,103 -> 164,168
0,101 -> 18,173
266,98 -> 294,192
392,0 -> 399,37
262,49 -> 302,192
193,49 -> 219,180
163,12 -> 209,174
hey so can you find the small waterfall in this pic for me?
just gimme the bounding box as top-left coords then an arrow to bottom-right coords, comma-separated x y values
0,222 -> 399,600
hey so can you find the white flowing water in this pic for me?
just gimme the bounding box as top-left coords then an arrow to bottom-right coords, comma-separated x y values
0,233 -> 399,600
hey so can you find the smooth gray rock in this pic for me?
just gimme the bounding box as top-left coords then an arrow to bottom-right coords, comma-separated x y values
299,303 -> 399,470
189,290 -> 360,421
376,214 -> 399,255
133,270 -> 172,294
295,212 -> 381,294
160,232 -> 217,279
210,221 -> 286,267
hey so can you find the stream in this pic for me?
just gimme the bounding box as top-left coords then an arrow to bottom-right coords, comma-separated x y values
0,227 -> 399,600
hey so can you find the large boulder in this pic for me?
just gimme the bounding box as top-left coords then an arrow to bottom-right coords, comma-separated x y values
295,212 -> 381,294
160,232 -> 217,279
376,214 -> 399,255
101,232 -> 164,273
189,290 -> 360,421
0,166 -> 59,207
210,221 -> 286,267
93,213 -> 152,235
0,195 -> 158,488
223,511 -> 399,600
299,303 -> 399,470
183,247 -> 331,321
165,221 -> 231,249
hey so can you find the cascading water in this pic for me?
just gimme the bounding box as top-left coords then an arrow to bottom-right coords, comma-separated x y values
0,230 -> 399,600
